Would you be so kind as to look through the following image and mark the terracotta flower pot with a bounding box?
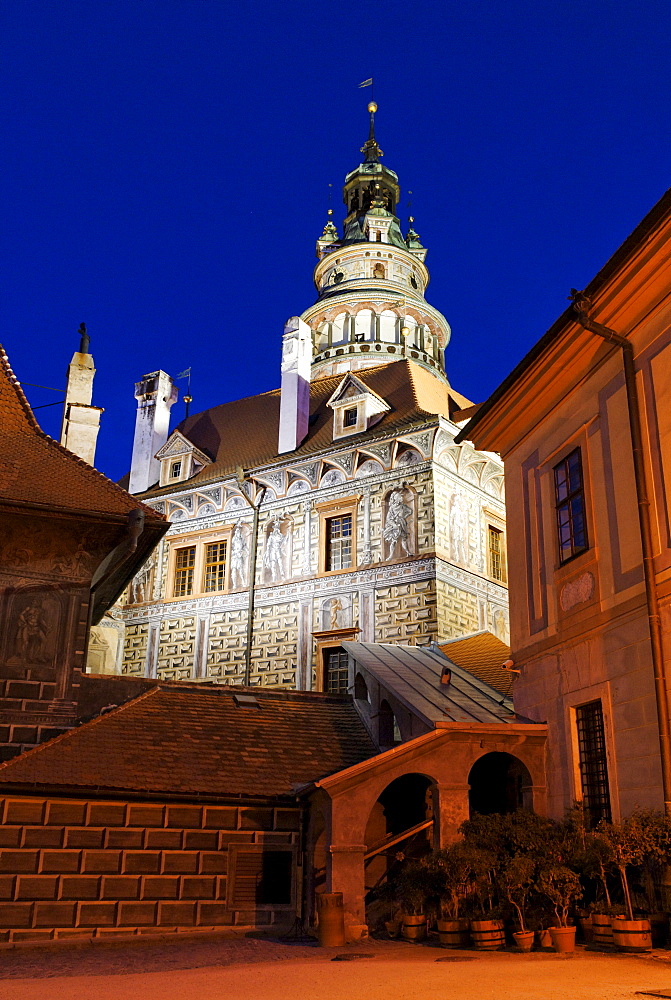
[512,929,534,952]
[536,928,552,949]
[591,913,614,948]
[402,914,426,941]
[437,918,470,948]
[549,925,576,953]
[610,916,652,953]
[470,919,505,950]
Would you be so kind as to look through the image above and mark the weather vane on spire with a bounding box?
[358,78,382,162]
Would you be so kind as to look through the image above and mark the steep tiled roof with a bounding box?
[141,359,471,496]
[439,631,513,697]
[0,685,378,799]
[342,641,515,725]
[0,346,162,521]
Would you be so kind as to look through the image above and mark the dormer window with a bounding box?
[327,372,391,442]
[155,430,212,487]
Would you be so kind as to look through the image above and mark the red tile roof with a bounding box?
[0,684,378,799]
[439,631,513,697]
[141,359,472,496]
[0,346,163,521]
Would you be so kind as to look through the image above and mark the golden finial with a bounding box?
[368,101,378,113]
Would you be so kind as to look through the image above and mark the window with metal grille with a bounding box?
[488,526,505,581]
[344,407,358,428]
[325,648,349,694]
[326,514,352,571]
[231,849,292,907]
[554,448,588,563]
[576,700,612,827]
[203,541,227,593]
[173,546,196,597]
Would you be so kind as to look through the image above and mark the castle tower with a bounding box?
[304,103,451,383]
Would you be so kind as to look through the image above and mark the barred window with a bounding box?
[325,648,349,694]
[576,700,612,827]
[326,514,353,571]
[554,448,588,563]
[488,526,505,582]
[203,541,227,593]
[173,546,196,597]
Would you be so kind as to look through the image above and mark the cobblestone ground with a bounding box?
[3,936,671,1000]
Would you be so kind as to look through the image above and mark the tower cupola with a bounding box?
[303,104,451,384]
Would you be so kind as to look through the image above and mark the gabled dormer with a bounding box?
[155,430,212,487]
[327,372,390,441]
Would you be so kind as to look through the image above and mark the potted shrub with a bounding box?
[497,855,535,951]
[538,864,582,953]
[464,846,505,950]
[598,817,653,952]
[426,843,473,948]
[393,861,432,941]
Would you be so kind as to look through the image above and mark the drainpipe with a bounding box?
[571,291,671,817]
[236,470,266,687]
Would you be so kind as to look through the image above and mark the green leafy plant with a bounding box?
[497,855,535,932]
[391,860,434,917]
[538,864,582,927]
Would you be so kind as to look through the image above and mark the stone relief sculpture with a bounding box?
[329,598,342,629]
[15,602,49,661]
[449,490,469,566]
[129,551,156,605]
[383,489,413,559]
[230,523,249,589]
[263,517,290,583]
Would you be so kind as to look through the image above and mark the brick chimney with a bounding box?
[278,317,312,454]
[129,370,178,494]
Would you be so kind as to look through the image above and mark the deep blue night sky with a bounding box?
[2,1,670,481]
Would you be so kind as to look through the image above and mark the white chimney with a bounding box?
[60,323,104,466]
[278,317,312,454]
[129,370,178,494]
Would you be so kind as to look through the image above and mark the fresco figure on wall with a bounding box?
[230,523,249,589]
[383,489,413,558]
[15,602,49,661]
[449,491,469,566]
[329,598,342,629]
[263,518,287,582]
[129,552,156,605]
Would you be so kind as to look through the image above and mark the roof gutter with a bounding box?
[570,291,671,818]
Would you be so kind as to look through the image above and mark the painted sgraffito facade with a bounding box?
[108,107,509,691]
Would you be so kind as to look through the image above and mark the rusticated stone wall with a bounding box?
[0,794,300,943]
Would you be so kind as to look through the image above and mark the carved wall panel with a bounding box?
[206,609,247,682]
[122,621,149,676]
[374,579,437,644]
[156,616,197,681]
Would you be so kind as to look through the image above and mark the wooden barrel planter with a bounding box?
[402,914,427,942]
[578,915,594,942]
[591,914,614,948]
[437,918,470,948]
[470,919,505,950]
[611,917,652,953]
[549,926,576,953]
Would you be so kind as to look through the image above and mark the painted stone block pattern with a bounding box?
[0,796,299,942]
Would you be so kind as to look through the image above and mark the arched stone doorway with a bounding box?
[364,773,435,896]
[468,752,533,816]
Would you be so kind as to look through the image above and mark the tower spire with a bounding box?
[360,101,383,163]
